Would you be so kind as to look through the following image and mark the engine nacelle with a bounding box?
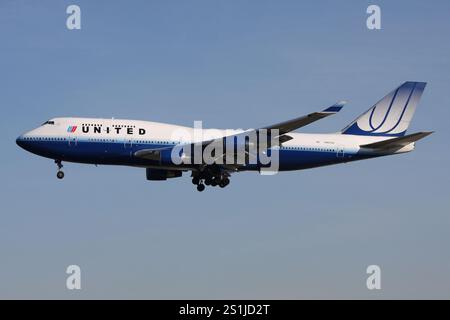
[146,168,182,181]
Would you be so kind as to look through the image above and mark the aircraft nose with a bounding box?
[16,134,30,150]
[16,135,24,148]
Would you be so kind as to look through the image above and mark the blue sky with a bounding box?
[1,0,449,299]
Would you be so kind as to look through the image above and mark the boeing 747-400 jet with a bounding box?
[17,81,432,191]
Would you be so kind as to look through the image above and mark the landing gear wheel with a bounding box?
[219,177,230,188]
[211,179,218,187]
[57,171,65,179]
[192,177,200,185]
[205,177,212,186]
[197,184,205,192]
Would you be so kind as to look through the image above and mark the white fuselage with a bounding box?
[16,117,414,172]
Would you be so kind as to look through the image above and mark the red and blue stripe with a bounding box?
[67,126,77,133]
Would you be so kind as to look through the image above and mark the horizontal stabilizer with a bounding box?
[360,131,433,149]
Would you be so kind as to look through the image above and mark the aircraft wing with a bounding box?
[134,101,346,164]
[262,100,346,135]
[196,100,347,145]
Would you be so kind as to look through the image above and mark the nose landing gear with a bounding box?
[55,160,64,179]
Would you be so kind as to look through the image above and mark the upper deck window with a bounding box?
[42,120,55,125]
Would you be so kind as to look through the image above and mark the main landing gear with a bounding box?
[55,160,64,179]
[191,171,230,192]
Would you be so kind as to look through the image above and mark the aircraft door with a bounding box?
[124,138,133,148]
[68,136,77,147]
[336,145,345,158]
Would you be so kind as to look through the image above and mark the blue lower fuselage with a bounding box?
[16,138,374,171]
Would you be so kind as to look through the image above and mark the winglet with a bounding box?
[323,100,347,113]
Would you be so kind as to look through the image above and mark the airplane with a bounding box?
[16,81,432,192]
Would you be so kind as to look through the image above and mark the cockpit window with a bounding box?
[42,120,55,125]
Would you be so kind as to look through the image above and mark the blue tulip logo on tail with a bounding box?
[67,126,77,133]
[342,81,426,137]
